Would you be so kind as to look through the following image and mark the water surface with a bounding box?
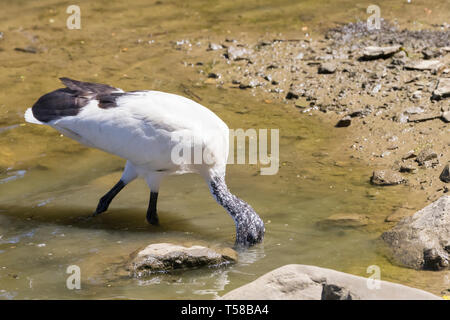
[0,0,448,299]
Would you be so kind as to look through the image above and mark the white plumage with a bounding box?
[25,78,264,246]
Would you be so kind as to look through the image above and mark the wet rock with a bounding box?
[226,46,251,61]
[348,108,371,118]
[127,243,237,277]
[371,170,406,185]
[318,214,369,228]
[207,72,220,79]
[432,78,450,100]
[382,196,450,270]
[221,264,441,300]
[318,62,337,74]
[416,148,438,165]
[335,116,351,127]
[440,163,450,183]
[238,80,259,89]
[285,91,299,100]
[360,45,401,60]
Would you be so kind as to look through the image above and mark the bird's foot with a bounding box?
[146,213,159,225]
[93,199,109,217]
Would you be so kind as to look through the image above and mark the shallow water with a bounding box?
[0,0,449,299]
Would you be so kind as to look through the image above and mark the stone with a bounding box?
[381,196,450,270]
[371,170,406,186]
[404,60,444,73]
[221,264,441,300]
[360,45,401,60]
[432,78,450,100]
[207,73,220,79]
[127,243,237,277]
[422,49,441,59]
[440,163,450,183]
[411,91,422,99]
[285,91,299,100]
[404,106,424,115]
[402,150,417,160]
[407,113,441,123]
[318,62,337,74]
[335,116,351,127]
[442,111,450,123]
[399,164,417,174]
[14,46,38,54]
[318,214,369,228]
[208,43,223,51]
[226,46,251,61]
[416,148,438,165]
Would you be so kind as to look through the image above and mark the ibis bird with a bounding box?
[25,78,265,246]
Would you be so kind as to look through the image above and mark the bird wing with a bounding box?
[49,90,229,171]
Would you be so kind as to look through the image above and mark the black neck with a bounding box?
[209,176,265,247]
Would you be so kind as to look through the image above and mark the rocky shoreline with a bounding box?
[177,20,449,219]
[168,20,450,298]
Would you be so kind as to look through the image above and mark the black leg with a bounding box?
[93,180,126,216]
[146,191,159,225]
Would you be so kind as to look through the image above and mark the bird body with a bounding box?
[25,78,264,246]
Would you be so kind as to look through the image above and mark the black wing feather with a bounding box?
[31,78,124,122]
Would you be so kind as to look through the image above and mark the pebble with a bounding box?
[318,62,337,74]
[440,163,450,183]
[335,116,351,127]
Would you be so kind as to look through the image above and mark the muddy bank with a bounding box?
[179,20,449,217]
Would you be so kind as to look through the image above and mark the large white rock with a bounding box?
[221,264,441,300]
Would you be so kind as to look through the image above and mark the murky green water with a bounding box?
[0,0,448,299]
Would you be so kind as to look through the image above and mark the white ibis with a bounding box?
[25,78,265,246]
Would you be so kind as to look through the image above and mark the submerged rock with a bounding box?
[221,264,440,300]
[127,243,237,277]
[335,116,351,127]
[371,170,406,185]
[318,214,369,228]
[385,208,415,222]
[382,196,450,270]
